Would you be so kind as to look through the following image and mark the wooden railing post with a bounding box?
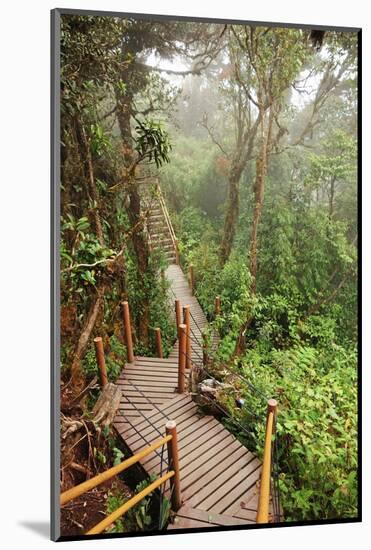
[183,305,191,370]
[165,420,181,511]
[189,264,195,296]
[175,238,180,265]
[178,323,186,393]
[154,327,163,358]
[94,336,108,387]
[202,331,208,366]
[256,398,278,524]
[122,301,134,363]
[175,299,181,337]
[215,296,221,316]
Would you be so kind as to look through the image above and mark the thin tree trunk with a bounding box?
[249,107,274,293]
[233,108,273,356]
[303,269,353,319]
[220,168,241,266]
[329,176,336,218]
[127,185,150,346]
[70,285,106,395]
[74,116,105,246]
[219,114,261,266]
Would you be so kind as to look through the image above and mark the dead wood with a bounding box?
[91,382,122,428]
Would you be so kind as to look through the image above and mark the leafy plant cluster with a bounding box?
[105,475,171,533]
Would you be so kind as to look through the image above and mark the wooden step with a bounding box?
[168,506,254,529]
[151,236,173,244]
[152,244,175,251]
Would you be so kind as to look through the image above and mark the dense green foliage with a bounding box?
[106,475,171,533]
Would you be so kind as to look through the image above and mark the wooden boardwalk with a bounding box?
[113,262,274,529]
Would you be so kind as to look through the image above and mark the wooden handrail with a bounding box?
[86,470,175,535]
[256,399,278,523]
[156,183,179,261]
[60,434,172,506]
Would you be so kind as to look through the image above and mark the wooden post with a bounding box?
[178,323,186,393]
[166,420,181,511]
[256,399,278,523]
[175,239,180,265]
[183,305,191,370]
[154,327,163,358]
[122,301,134,363]
[215,295,221,316]
[202,331,208,366]
[175,299,181,337]
[267,398,278,429]
[189,264,195,296]
[94,337,108,387]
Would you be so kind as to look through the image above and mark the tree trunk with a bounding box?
[233,108,273,356]
[219,168,241,266]
[329,176,336,218]
[249,107,273,293]
[74,116,105,246]
[249,154,266,292]
[127,185,150,345]
[303,268,354,320]
[115,87,151,346]
[219,113,261,266]
[70,285,105,395]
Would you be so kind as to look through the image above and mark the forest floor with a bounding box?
[60,478,131,536]
[60,372,134,536]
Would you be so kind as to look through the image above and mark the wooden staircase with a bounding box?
[142,182,178,265]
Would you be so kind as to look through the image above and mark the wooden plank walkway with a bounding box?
[113,263,274,530]
[166,264,219,363]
